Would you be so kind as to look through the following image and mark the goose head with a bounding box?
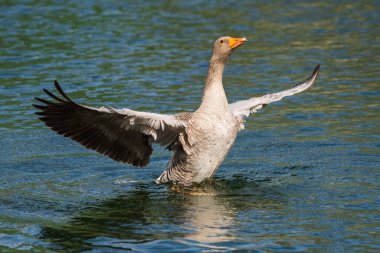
[212,36,247,60]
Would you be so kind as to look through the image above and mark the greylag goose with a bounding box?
[34,36,320,186]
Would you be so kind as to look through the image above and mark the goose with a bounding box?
[33,36,320,186]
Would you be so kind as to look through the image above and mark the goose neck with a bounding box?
[199,57,228,111]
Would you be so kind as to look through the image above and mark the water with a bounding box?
[1,1,379,252]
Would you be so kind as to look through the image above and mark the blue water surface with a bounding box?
[0,1,379,252]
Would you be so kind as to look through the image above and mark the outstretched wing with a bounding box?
[33,81,187,167]
[229,65,320,118]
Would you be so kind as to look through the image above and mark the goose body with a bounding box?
[34,36,320,186]
[157,102,241,184]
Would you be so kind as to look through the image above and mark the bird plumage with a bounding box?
[33,36,319,185]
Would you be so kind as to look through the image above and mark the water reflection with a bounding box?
[170,181,237,244]
[40,178,286,251]
[181,195,235,243]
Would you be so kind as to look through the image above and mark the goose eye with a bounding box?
[220,40,224,44]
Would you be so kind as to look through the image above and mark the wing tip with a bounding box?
[54,80,73,102]
[32,103,45,109]
[309,64,320,85]
[313,64,320,76]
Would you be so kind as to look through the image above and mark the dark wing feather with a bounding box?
[33,81,187,167]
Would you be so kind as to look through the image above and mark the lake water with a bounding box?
[1,1,379,252]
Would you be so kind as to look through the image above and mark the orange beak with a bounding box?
[229,37,248,49]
